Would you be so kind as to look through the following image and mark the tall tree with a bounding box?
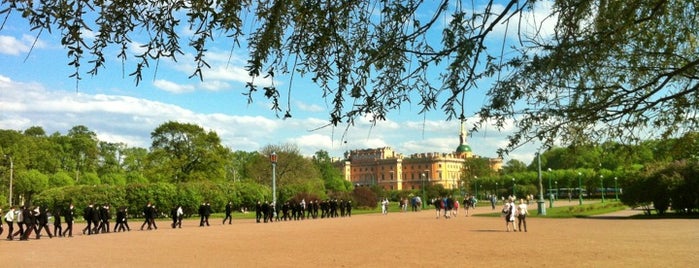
[247,144,323,201]
[97,141,127,176]
[313,150,351,192]
[67,125,100,182]
[147,121,229,182]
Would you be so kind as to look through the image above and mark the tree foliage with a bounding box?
[147,121,230,183]
[621,160,699,215]
[4,1,696,152]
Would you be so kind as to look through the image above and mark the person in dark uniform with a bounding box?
[20,206,36,240]
[114,206,126,232]
[255,201,262,223]
[150,205,158,230]
[36,206,53,239]
[198,202,207,226]
[140,202,153,231]
[170,205,183,228]
[261,201,270,223]
[63,204,74,237]
[122,208,131,231]
[203,203,211,226]
[91,203,102,234]
[98,204,111,233]
[82,203,95,235]
[223,202,233,225]
[346,200,352,217]
[53,208,62,237]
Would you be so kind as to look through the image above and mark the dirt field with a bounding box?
[2,207,697,267]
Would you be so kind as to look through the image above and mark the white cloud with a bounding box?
[295,101,325,113]
[200,80,231,91]
[0,75,538,164]
[153,79,196,93]
[0,35,30,55]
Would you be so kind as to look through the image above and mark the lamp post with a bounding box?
[495,182,499,199]
[474,176,478,200]
[421,173,426,209]
[614,177,619,201]
[536,151,546,215]
[511,178,516,198]
[555,181,558,200]
[547,168,553,208]
[5,155,13,206]
[270,152,277,205]
[578,172,583,205]
[600,175,605,203]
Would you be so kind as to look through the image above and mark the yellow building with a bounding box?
[337,120,502,191]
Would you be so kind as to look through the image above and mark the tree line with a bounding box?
[2,124,699,215]
[0,122,360,213]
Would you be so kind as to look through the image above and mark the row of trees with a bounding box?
[0,123,353,208]
[2,124,699,214]
[457,133,699,214]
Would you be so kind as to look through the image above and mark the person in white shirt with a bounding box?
[381,198,389,215]
[503,197,517,232]
[4,207,15,240]
[517,199,528,232]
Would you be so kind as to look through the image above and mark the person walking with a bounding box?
[503,197,517,232]
[36,206,53,239]
[433,198,442,219]
[53,208,62,237]
[140,202,154,231]
[170,206,179,228]
[150,205,159,230]
[175,205,183,228]
[20,206,37,240]
[64,204,74,237]
[82,203,95,235]
[12,206,25,239]
[4,206,15,240]
[517,199,528,232]
[114,206,128,232]
[381,198,389,215]
[223,202,233,225]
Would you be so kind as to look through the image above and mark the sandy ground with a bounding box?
[1,206,697,267]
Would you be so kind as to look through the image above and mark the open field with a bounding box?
[2,207,697,267]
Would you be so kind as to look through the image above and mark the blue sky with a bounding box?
[0,1,556,165]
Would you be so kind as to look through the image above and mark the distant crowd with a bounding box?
[254,199,352,223]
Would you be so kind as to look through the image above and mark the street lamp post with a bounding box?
[473,176,478,200]
[270,152,277,205]
[614,177,619,201]
[511,178,516,198]
[555,181,558,200]
[495,182,499,199]
[600,175,605,203]
[547,168,553,208]
[578,172,583,205]
[536,151,546,216]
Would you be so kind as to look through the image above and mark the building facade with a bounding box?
[336,120,502,191]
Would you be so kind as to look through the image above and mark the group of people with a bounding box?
[431,196,462,219]
[255,199,353,223]
[502,197,528,232]
[2,205,74,241]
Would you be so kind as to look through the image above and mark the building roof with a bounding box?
[455,144,472,153]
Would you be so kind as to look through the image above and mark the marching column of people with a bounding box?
[3,198,359,242]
